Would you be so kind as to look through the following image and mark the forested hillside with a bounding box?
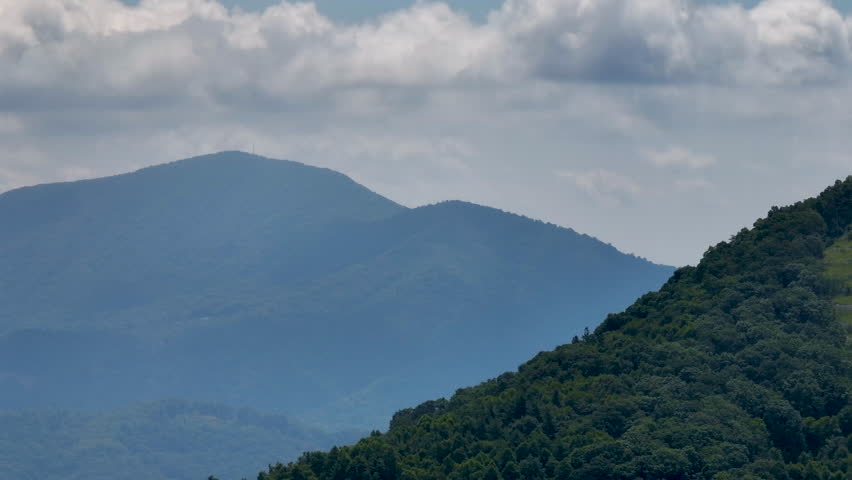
[0,151,673,429]
[250,178,852,480]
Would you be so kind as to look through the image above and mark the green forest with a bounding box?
[241,178,852,480]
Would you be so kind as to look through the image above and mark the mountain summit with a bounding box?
[0,151,673,429]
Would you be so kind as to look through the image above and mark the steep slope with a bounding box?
[252,178,852,480]
[0,152,673,429]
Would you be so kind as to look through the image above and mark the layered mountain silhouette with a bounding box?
[0,151,673,430]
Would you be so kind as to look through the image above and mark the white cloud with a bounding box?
[746,0,851,83]
[647,147,717,169]
[487,0,852,85]
[0,0,850,112]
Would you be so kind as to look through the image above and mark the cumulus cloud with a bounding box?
[746,0,851,83]
[490,0,696,82]
[0,0,498,109]
[0,0,850,112]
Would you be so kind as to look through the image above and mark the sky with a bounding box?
[1,0,852,267]
[124,0,852,22]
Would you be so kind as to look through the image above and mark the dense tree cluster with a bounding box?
[250,178,852,480]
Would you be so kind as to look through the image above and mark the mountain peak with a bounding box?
[152,150,308,170]
[133,151,370,191]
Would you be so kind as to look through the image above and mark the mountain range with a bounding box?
[0,151,674,479]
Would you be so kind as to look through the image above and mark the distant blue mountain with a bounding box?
[0,399,361,480]
[0,151,674,430]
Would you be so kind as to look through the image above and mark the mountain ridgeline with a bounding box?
[249,179,852,480]
[0,151,673,432]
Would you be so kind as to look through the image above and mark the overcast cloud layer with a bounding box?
[1,0,851,265]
